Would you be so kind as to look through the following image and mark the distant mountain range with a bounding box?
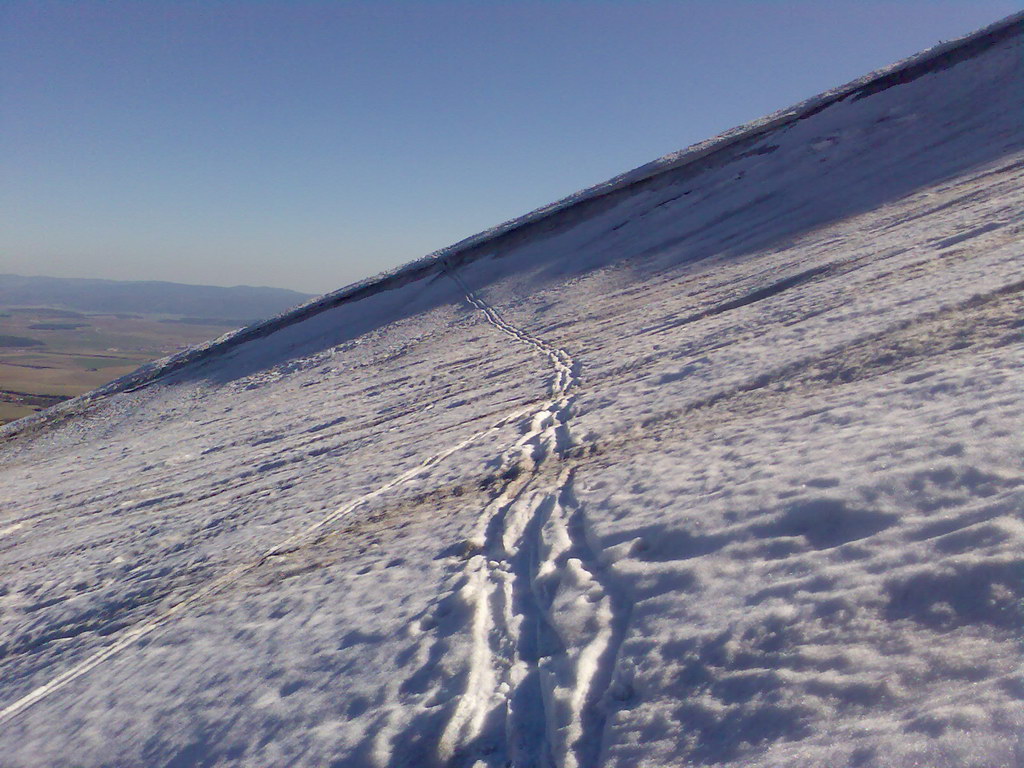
[0,274,314,325]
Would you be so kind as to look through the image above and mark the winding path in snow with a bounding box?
[439,267,631,768]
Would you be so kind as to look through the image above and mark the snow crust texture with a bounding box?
[1,19,1023,768]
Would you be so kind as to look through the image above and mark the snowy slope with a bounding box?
[1,14,1022,768]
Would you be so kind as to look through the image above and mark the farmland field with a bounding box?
[0,308,239,425]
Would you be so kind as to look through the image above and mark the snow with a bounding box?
[0,16,1022,768]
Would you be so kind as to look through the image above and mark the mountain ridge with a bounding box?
[0,273,312,323]
[5,9,1018,437]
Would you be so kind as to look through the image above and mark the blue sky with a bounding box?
[2,1,1018,294]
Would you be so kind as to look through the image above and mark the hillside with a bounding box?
[0,13,1022,768]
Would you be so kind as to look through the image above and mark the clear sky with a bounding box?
[2,1,1018,294]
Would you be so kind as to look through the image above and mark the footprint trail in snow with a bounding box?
[437,267,630,768]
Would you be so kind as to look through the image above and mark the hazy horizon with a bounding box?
[0,270,314,295]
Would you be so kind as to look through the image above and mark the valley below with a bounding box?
[0,307,240,425]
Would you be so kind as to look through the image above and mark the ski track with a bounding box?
[438,267,630,768]
[0,392,539,729]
